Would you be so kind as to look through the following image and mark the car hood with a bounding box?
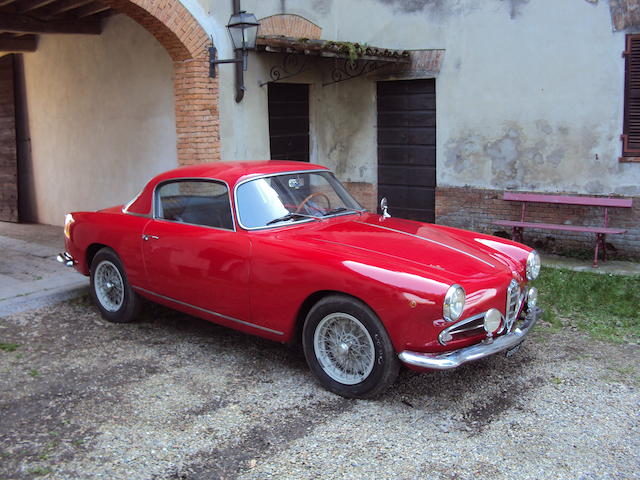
[285,213,527,282]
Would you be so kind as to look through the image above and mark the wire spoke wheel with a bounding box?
[313,312,375,385]
[94,260,125,312]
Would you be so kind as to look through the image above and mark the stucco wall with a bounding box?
[21,14,178,225]
[206,0,638,198]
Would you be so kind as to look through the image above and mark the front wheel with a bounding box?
[302,295,399,398]
[90,247,140,323]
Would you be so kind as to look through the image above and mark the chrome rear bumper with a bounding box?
[56,252,74,267]
[398,307,541,370]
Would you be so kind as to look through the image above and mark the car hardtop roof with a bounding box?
[123,161,329,216]
[152,160,329,186]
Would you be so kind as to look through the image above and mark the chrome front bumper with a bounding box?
[57,252,74,267]
[398,307,541,370]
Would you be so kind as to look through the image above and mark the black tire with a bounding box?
[302,295,400,399]
[89,247,140,323]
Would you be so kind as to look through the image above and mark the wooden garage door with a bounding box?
[377,79,436,222]
[268,83,309,162]
[0,55,18,223]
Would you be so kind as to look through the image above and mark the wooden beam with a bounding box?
[0,12,101,33]
[16,0,55,13]
[0,33,36,50]
[42,0,94,16]
[73,2,108,18]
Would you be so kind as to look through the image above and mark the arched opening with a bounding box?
[0,0,219,224]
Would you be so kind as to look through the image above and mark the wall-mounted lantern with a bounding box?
[209,10,260,103]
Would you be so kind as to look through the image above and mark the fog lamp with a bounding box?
[484,308,502,334]
[527,287,538,309]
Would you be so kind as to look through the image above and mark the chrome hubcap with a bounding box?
[94,260,124,312]
[313,313,375,385]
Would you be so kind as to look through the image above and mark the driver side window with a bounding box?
[155,180,234,230]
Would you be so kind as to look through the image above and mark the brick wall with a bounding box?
[106,0,220,165]
[0,55,17,222]
[257,14,322,39]
[436,186,640,259]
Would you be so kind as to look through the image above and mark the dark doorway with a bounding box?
[377,79,436,222]
[268,83,309,162]
[0,54,18,222]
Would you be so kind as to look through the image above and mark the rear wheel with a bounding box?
[302,295,399,398]
[90,248,139,323]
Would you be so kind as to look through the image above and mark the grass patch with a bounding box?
[0,342,19,352]
[533,267,640,344]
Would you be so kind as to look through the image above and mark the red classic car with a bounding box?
[59,161,541,398]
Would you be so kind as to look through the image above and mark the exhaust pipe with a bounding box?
[56,252,74,267]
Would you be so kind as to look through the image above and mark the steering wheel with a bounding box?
[296,192,331,213]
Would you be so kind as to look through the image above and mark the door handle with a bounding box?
[142,234,160,241]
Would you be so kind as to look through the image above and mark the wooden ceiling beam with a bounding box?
[16,0,55,13]
[42,0,94,16]
[73,2,108,18]
[0,12,101,33]
[0,32,36,50]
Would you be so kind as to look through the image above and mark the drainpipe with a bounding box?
[232,0,244,103]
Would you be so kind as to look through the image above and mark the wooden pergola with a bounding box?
[0,0,116,52]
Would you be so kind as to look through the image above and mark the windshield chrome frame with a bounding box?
[234,169,365,231]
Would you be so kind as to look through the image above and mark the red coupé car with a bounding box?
[59,161,541,398]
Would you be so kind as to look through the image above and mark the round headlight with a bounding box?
[484,308,502,334]
[443,285,465,322]
[526,250,541,281]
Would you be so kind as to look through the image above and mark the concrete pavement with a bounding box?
[0,222,88,317]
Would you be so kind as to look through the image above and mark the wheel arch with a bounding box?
[86,243,111,272]
[290,290,381,347]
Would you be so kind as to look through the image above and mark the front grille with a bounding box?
[438,313,485,345]
[505,279,524,332]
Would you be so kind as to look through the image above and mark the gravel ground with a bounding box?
[0,296,638,480]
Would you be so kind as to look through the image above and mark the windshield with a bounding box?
[236,171,363,229]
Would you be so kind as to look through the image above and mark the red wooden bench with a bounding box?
[493,192,633,267]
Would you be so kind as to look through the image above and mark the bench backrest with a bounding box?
[503,192,633,208]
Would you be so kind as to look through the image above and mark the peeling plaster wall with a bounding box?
[205,0,636,197]
[21,14,178,225]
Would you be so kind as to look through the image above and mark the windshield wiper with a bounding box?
[266,212,317,226]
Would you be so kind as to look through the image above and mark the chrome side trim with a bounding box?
[356,222,496,268]
[132,286,284,336]
[400,307,540,370]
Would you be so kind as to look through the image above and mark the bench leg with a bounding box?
[511,227,523,243]
[593,233,606,268]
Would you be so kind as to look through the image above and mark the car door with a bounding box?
[141,179,250,322]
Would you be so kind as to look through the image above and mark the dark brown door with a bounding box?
[377,79,436,222]
[0,55,18,222]
[268,83,309,162]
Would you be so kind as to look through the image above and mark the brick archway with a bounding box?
[106,0,219,165]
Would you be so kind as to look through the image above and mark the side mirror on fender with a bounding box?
[380,197,391,219]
